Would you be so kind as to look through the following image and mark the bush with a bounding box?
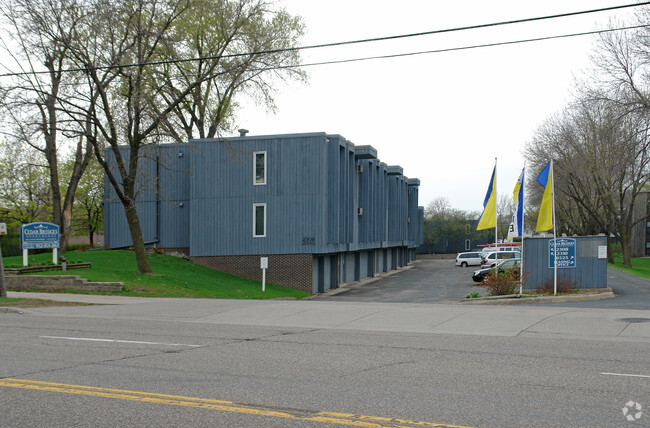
[0,234,22,257]
[484,269,519,296]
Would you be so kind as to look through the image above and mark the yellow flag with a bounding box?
[535,161,553,232]
[477,166,496,230]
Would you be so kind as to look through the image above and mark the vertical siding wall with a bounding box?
[523,235,608,289]
[104,144,190,249]
[104,133,424,293]
[189,134,329,256]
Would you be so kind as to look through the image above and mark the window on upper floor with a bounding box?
[254,151,266,185]
[253,203,266,237]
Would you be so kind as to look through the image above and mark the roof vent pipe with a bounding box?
[238,128,249,137]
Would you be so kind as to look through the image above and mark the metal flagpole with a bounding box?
[494,157,498,251]
[520,162,526,295]
[551,159,557,295]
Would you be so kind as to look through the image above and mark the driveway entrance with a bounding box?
[321,259,485,303]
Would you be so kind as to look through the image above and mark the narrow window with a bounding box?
[465,239,471,251]
[254,151,266,185]
[253,203,266,237]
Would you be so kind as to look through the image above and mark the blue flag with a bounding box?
[512,167,524,237]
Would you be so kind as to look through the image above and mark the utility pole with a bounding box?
[0,222,7,297]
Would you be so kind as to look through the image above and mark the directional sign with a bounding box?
[549,238,576,269]
[21,222,60,249]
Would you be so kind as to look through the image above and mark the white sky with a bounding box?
[236,0,639,212]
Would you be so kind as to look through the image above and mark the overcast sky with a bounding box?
[236,0,640,213]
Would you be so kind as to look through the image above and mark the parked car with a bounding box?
[455,252,482,267]
[472,259,521,282]
[480,250,521,268]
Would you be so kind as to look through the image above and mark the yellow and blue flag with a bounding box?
[512,167,524,237]
[535,161,553,232]
[477,166,496,230]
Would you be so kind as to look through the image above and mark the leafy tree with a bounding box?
[67,156,104,247]
[0,142,51,228]
[423,197,489,253]
[160,0,305,140]
[53,0,304,274]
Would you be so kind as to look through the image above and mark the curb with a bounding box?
[459,291,616,305]
[0,307,27,314]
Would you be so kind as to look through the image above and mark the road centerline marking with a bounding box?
[0,379,470,428]
[601,372,650,379]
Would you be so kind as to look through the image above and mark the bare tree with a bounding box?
[526,96,650,266]
[0,0,93,251]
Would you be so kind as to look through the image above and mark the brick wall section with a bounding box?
[191,254,313,294]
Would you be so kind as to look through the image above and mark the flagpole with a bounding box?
[520,162,526,295]
[494,157,498,251]
[551,159,557,295]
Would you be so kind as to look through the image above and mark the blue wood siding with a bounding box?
[523,236,607,289]
[104,133,422,257]
[103,144,190,249]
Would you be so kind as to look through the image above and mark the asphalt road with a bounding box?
[1,306,649,427]
[2,259,650,426]
[322,259,650,310]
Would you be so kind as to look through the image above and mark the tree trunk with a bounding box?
[124,200,152,274]
[621,232,633,268]
[606,235,615,264]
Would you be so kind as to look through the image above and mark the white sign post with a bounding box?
[260,257,268,292]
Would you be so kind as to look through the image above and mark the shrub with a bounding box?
[0,234,22,257]
[484,269,519,296]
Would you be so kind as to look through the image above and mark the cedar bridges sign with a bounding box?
[21,222,60,249]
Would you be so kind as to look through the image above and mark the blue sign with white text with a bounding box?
[549,238,576,268]
[21,222,60,249]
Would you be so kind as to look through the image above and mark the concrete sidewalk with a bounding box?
[5,291,650,343]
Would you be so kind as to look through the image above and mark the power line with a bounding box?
[4,23,646,88]
[285,24,650,71]
[0,1,647,77]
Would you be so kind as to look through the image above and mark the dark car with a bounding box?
[472,259,521,282]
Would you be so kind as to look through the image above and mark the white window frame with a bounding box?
[254,151,267,185]
[465,239,471,251]
[253,203,266,237]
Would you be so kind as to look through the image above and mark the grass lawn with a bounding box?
[607,254,650,280]
[1,250,311,300]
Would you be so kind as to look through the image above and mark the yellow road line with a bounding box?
[0,378,471,428]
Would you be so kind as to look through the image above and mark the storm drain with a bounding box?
[616,318,650,323]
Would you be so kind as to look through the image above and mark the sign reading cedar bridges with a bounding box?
[549,238,576,268]
[21,222,60,249]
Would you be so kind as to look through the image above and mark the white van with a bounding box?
[480,246,520,255]
[480,251,521,268]
[455,252,482,267]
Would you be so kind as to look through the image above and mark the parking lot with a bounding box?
[322,258,488,303]
[322,257,650,309]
